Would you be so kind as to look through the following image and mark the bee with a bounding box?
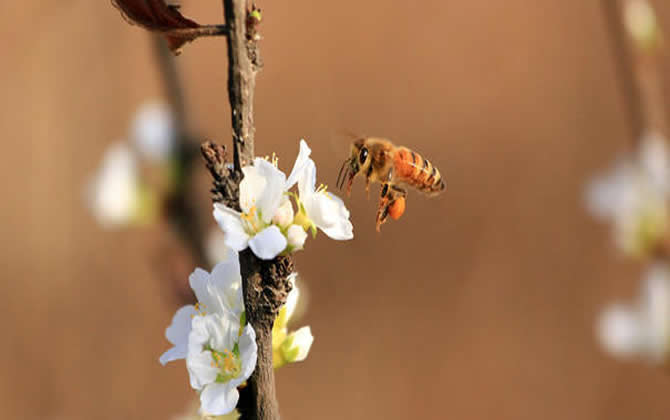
[336,137,446,231]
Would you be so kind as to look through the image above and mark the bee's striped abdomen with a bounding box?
[393,147,445,195]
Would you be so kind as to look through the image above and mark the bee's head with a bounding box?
[337,138,370,194]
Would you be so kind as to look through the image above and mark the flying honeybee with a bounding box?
[336,137,446,231]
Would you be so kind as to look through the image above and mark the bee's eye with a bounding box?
[359,147,368,164]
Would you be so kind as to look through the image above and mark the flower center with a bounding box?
[211,348,242,382]
[240,205,263,233]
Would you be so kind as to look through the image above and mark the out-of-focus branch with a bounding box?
[152,35,207,303]
[601,0,645,143]
[603,0,667,144]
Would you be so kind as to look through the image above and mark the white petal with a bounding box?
[206,228,230,266]
[291,326,314,362]
[209,250,243,317]
[240,165,267,214]
[639,132,670,194]
[189,269,219,313]
[285,274,300,321]
[186,349,218,390]
[298,159,317,199]
[597,304,642,358]
[286,139,313,189]
[200,382,239,416]
[640,265,670,361]
[159,305,197,365]
[251,158,287,223]
[208,313,242,354]
[213,204,250,251]
[131,102,175,162]
[306,192,353,240]
[248,226,288,260]
[237,324,258,383]
[87,142,139,227]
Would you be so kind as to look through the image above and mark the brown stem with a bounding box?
[218,1,284,419]
[223,0,260,172]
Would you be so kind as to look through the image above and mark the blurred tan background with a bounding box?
[2,1,670,419]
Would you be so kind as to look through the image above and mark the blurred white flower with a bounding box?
[624,0,660,49]
[160,253,256,416]
[87,142,141,228]
[586,132,670,256]
[213,139,353,260]
[131,102,176,163]
[597,264,670,363]
[206,228,231,267]
[272,274,314,368]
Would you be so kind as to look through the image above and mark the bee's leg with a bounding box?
[376,183,405,232]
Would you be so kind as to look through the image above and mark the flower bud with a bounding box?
[272,199,294,228]
[280,326,313,363]
[286,224,307,250]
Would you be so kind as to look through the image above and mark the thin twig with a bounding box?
[164,24,228,39]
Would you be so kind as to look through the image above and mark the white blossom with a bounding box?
[206,228,230,267]
[586,132,670,256]
[131,102,176,162]
[160,252,256,416]
[213,139,353,260]
[597,264,670,363]
[87,142,141,228]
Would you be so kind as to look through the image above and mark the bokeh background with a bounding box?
[3,1,670,419]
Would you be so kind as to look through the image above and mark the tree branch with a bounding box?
[217,2,285,419]
[152,35,207,303]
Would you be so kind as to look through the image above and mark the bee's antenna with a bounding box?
[336,158,350,190]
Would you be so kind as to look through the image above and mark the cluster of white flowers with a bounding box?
[272,275,314,368]
[598,264,670,363]
[160,248,257,416]
[214,140,353,260]
[586,132,670,257]
[86,102,175,228]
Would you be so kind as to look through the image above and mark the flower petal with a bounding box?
[248,226,288,260]
[285,274,300,321]
[237,324,258,383]
[306,192,353,240]
[290,326,314,362]
[209,249,243,318]
[189,269,219,313]
[286,139,312,189]
[298,159,317,199]
[213,203,250,251]
[159,305,197,365]
[597,304,642,358]
[200,382,239,416]
[251,158,287,223]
